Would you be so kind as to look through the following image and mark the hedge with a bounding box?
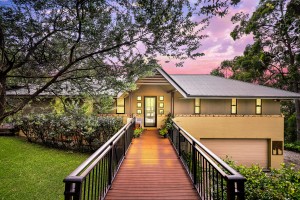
[284,142,300,153]
[227,160,300,200]
[13,113,123,152]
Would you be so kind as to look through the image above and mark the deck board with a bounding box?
[105,130,199,200]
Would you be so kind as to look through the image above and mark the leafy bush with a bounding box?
[159,127,168,136]
[284,113,297,142]
[133,127,143,138]
[159,112,173,137]
[227,160,300,200]
[13,112,123,152]
[285,142,300,153]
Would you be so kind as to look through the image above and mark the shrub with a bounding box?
[13,112,123,152]
[227,160,300,200]
[284,142,300,153]
[133,127,143,138]
[159,127,168,136]
[284,113,297,142]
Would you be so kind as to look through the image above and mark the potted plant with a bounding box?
[133,127,143,138]
[159,113,173,138]
[159,127,168,138]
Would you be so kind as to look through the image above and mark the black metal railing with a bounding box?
[169,120,246,200]
[64,118,135,200]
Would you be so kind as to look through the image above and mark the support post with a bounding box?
[108,143,114,185]
[178,128,181,157]
[64,176,83,200]
[226,179,235,200]
[192,141,197,185]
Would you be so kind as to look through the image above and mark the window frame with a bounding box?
[116,98,125,114]
[256,99,262,115]
[194,98,201,114]
[231,98,237,114]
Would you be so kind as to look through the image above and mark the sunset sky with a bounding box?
[162,1,259,74]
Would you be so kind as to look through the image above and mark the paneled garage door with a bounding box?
[200,139,269,168]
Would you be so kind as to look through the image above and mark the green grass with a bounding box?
[0,137,90,200]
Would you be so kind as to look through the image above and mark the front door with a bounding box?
[144,97,157,127]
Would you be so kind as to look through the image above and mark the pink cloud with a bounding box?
[162,1,258,74]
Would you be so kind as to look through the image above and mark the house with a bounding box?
[116,68,300,169]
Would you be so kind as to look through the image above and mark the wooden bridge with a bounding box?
[64,118,246,200]
[105,130,199,200]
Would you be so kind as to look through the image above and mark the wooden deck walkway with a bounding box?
[105,130,199,200]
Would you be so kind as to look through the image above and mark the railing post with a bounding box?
[64,176,83,200]
[192,141,197,185]
[108,143,114,185]
[178,128,181,157]
[226,178,235,200]
[237,180,245,200]
[226,176,246,200]
[124,130,127,157]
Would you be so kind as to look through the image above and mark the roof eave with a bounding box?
[185,94,300,99]
[156,68,188,98]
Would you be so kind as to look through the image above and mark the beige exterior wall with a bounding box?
[172,97,282,116]
[262,99,281,115]
[173,116,284,168]
[201,99,231,115]
[174,92,193,114]
[237,99,255,115]
[124,85,172,128]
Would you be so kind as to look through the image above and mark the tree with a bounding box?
[211,0,300,140]
[0,0,240,122]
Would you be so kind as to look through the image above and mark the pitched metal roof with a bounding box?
[157,68,300,99]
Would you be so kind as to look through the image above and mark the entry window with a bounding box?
[195,98,200,114]
[116,98,125,114]
[256,99,262,114]
[231,98,237,114]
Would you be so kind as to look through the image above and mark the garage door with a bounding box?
[200,139,269,168]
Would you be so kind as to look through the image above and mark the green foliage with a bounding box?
[0,0,241,121]
[159,113,173,137]
[133,127,143,138]
[285,113,297,142]
[159,127,168,136]
[13,112,123,152]
[285,142,300,153]
[227,161,300,200]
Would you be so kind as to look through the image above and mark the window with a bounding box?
[116,98,125,114]
[159,109,164,114]
[137,96,142,101]
[195,98,200,114]
[159,102,164,108]
[272,141,283,155]
[137,109,142,114]
[159,96,164,101]
[256,99,262,114]
[137,102,142,108]
[231,98,237,114]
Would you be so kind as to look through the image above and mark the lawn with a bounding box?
[0,137,90,200]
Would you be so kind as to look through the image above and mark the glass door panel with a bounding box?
[144,97,156,127]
